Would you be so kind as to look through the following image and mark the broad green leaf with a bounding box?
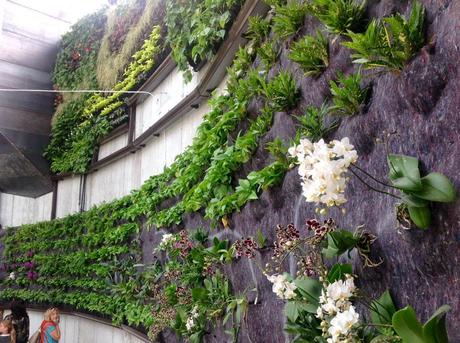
[322,230,358,259]
[402,194,428,207]
[388,154,422,191]
[370,290,397,332]
[327,263,352,283]
[411,173,456,203]
[392,306,424,343]
[407,205,431,229]
[191,287,207,301]
[293,277,322,312]
[422,305,450,343]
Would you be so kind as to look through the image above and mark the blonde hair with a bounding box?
[43,308,60,321]
[0,319,16,343]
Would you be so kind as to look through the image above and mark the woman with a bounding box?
[3,302,28,343]
[39,308,60,343]
[0,319,16,343]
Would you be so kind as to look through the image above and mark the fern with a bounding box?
[343,1,425,71]
[329,71,369,116]
[273,2,309,39]
[257,39,279,70]
[263,71,300,111]
[245,15,271,44]
[296,103,335,141]
[288,31,329,76]
[309,0,367,35]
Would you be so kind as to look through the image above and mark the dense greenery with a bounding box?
[343,1,425,71]
[97,0,168,89]
[2,0,441,341]
[309,0,367,35]
[0,200,152,327]
[46,26,163,173]
[52,9,106,92]
[329,71,369,116]
[288,31,329,76]
[165,0,244,81]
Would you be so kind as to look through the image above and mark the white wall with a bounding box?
[0,192,52,227]
[25,309,148,343]
[98,132,129,160]
[85,103,207,209]
[134,64,209,139]
[55,176,81,219]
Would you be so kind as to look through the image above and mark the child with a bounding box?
[0,320,16,343]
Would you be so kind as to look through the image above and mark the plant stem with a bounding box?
[350,163,399,189]
[349,168,401,200]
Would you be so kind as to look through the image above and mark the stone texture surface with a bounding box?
[143,0,460,341]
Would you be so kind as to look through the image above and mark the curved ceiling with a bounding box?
[0,0,106,197]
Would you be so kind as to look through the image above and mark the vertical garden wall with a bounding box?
[1,0,459,342]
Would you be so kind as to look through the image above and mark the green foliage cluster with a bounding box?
[329,71,369,116]
[295,103,334,141]
[52,9,106,92]
[289,31,329,76]
[0,201,153,327]
[97,0,167,89]
[309,0,367,35]
[149,231,248,342]
[46,26,163,173]
[343,1,425,71]
[387,154,456,229]
[272,1,309,39]
[165,0,244,81]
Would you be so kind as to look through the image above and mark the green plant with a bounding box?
[166,0,243,81]
[245,15,271,44]
[295,103,335,141]
[47,25,163,173]
[309,0,367,35]
[263,71,300,111]
[272,2,309,39]
[343,1,425,71]
[329,71,369,116]
[387,154,456,229]
[96,0,167,89]
[289,31,329,76]
[148,231,247,342]
[370,291,450,343]
[257,39,279,70]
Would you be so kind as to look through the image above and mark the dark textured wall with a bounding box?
[143,0,460,341]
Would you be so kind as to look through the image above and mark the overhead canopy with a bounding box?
[0,0,105,197]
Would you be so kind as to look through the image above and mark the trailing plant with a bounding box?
[165,0,244,81]
[343,1,425,71]
[309,0,367,35]
[289,31,329,76]
[272,1,309,39]
[329,71,369,116]
[97,0,168,89]
[47,25,163,173]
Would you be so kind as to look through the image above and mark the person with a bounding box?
[0,319,16,343]
[39,308,60,343]
[3,302,29,343]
